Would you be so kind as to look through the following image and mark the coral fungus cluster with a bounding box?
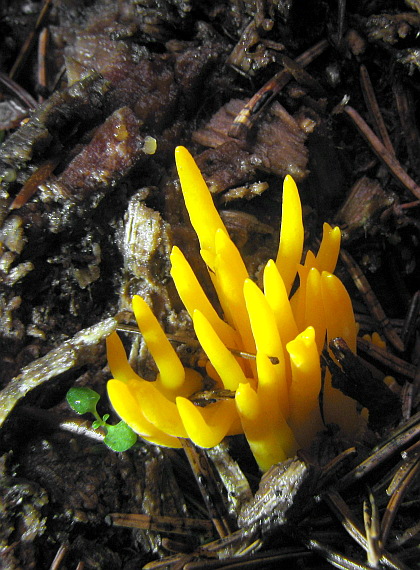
[106,146,361,471]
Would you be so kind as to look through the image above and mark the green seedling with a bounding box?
[66,387,137,452]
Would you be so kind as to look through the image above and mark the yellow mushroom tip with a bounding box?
[175,145,187,156]
[175,146,188,168]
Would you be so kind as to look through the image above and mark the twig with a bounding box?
[9,158,59,210]
[9,0,53,80]
[0,71,38,109]
[229,39,328,139]
[37,27,49,102]
[337,0,346,46]
[340,249,404,352]
[381,456,420,548]
[108,512,214,536]
[116,325,279,364]
[357,338,416,381]
[392,80,420,180]
[49,543,69,570]
[180,439,234,538]
[363,489,382,568]
[360,65,395,155]
[336,411,420,491]
[343,106,420,201]
[324,490,407,570]
[400,290,420,349]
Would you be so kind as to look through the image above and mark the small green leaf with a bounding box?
[102,413,110,423]
[92,420,102,430]
[67,387,100,415]
[104,421,137,452]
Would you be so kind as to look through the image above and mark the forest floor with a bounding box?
[0,1,419,568]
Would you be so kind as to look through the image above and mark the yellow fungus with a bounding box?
[320,272,360,434]
[107,379,182,448]
[170,245,239,348]
[106,330,142,383]
[106,146,363,471]
[243,278,289,417]
[363,331,387,349]
[315,223,341,273]
[304,268,326,353]
[263,259,298,345]
[321,272,357,352]
[132,295,185,392]
[286,327,323,447]
[176,397,237,448]
[174,145,227,253]
[275,174,304,295]
[192,309,247,391]
[213,229,254,355]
